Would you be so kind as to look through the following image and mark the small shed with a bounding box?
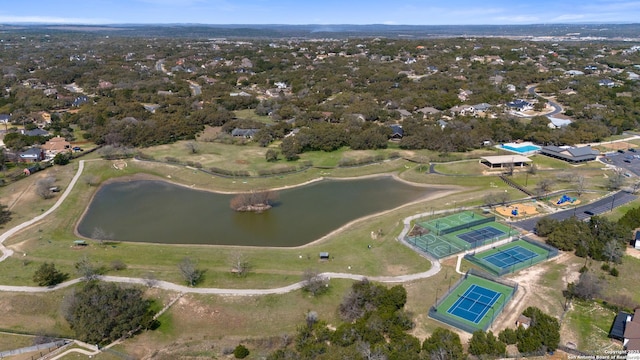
[516,314,531,329]
[319,252,330,260]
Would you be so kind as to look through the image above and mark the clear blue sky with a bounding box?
[1,0,639,25]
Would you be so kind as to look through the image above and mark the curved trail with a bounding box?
[0,159,444,297]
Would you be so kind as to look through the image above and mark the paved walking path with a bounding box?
[0,159,444,297]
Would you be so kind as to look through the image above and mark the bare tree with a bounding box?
[179,257,203,286]
[91,227,114,245]
[535,179,554,196]
[302,269,329,296]
[230,252,251,277]
[185,141,199,154]
[608,169,626,190]
[75,256,99,281]
[575,175,587,196]
[568,271,602,300]
[35,176,57,199]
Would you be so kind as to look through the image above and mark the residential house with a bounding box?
[397,109,412,119]
[547,116,573,129]
[539,145,599,163]
[458,89,473,102]
[449,105,474,116]
[0,114,10,124]
[599,79,616,87]
[18,147,45,163]
[507,100,533,112]
[565,70,585,76]
[416,107,441,117]
[437,119,449,129]
[231,128,260,138]
[389,125,404,139]
[142,103,161,113]
[471,103,492,113]
[42,136,71,156]
[20,128,49,137]
[72,96,89,107]
[609,309,640,352]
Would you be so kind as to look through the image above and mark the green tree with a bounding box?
[234,344,250,359]
[468,330,505,356]
[265,148,279,162]
[62,282,156,344]
[422,327,465,360]
[53,152,71,165]
[32,262,67,286]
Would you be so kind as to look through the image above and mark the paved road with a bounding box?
[187,80,202,96]
[0,160,85,262]
[513,190,637,232]
[528,85,562,116]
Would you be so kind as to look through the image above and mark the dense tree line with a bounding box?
[536,215,629,263]
[268,280,560,359]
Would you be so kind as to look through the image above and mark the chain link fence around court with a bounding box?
[429,269,518,333]
[464,237,559,276]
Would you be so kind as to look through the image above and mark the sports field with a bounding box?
[430,272,517,333]
[464,238,557,276]
[406,211,518,259]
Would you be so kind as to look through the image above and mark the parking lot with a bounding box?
[601,149,640,177]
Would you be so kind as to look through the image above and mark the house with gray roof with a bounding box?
[539,145,599,163]
[231,128,260,138]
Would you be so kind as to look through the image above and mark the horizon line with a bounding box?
[1,22,640,27]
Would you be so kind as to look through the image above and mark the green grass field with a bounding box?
[431,273,516,333]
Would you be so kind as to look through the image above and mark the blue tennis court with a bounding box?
[457,226,505,244]
[447,284,502,324]
[482,246,537,269]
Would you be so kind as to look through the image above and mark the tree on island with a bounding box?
[230,190,278,212]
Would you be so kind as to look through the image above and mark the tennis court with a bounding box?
[447,284,502,324]
[457,226,505,244]
[407,211,517,259]
[430,270,517,333]
[483,246,537,269]
[419,211,486,234]
[464,238,559,276]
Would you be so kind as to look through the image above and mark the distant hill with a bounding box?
[1,23,640,39]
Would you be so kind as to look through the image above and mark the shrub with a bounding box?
[601,263,610,271]
[234,344,250,359]
[610,267,619,277]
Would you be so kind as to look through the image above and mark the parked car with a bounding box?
[630,148,637,153]
[584,210,595,216]
[618,149,625,153]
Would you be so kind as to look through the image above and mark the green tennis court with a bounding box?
[430,271,517,333]
[464,238,558,276]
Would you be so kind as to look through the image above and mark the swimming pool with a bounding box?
[501,144,541,153]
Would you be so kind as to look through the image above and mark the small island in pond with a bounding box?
[230,190,278,212]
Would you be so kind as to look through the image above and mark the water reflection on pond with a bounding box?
[77,176,437,247]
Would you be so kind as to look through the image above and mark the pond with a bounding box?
[77,176,437,247]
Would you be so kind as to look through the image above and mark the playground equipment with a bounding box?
[557,194,576,205]
[511,209,519,216]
